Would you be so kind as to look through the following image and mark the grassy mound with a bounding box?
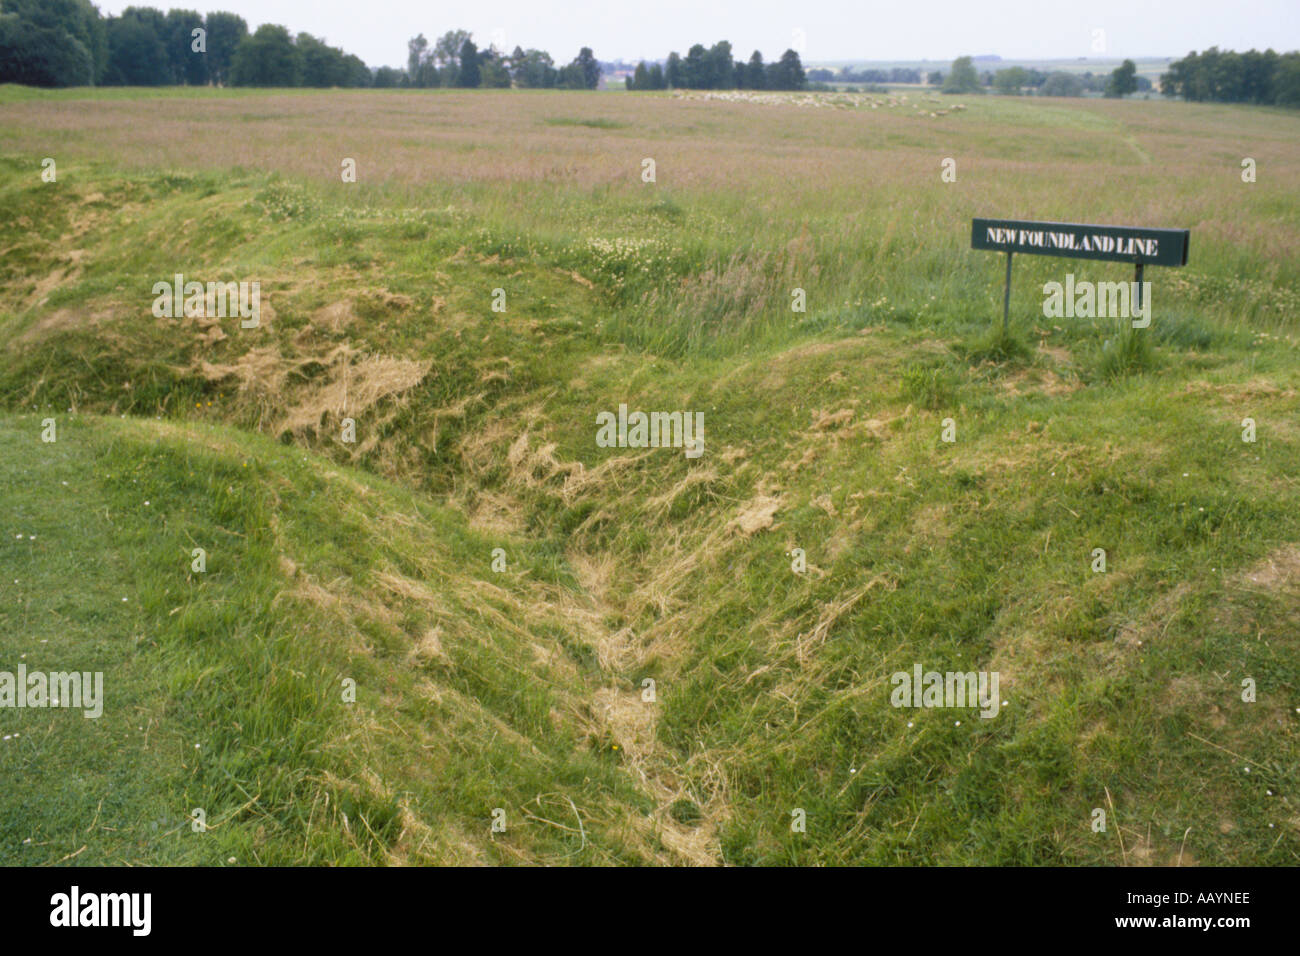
[2,88,1298,864]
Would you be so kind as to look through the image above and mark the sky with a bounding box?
[97,0,1300,69]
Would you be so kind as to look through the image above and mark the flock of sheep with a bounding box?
[670,89,968,117]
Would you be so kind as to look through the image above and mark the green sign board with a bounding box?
[971,218,1190,329]
[971,218,1189,267]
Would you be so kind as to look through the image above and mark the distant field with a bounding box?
[812,57,1174,82]
[1,86,1297,865]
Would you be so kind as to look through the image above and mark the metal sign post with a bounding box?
[1002,250,1012,333]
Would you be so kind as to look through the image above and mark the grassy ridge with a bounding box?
[1,413,657,864]
[1,88,1298,864]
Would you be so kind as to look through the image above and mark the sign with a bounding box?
[971,218,1190,329]
[972,218,1189,267]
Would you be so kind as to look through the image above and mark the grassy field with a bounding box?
[1,85,1298,865]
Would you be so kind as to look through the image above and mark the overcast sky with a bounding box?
[98,0,1300,68]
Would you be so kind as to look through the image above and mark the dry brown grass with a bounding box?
[7,90,1298,268]
[196,343,430,444]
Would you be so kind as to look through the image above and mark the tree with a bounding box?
[1,0,106,83]
[0,1,379,89]
[943,56,981,93]
[1276,52,1300,107]
[647,62,665,90]
[165,9,205,84]
[205,11,247,86]
[297,33,351,87]
[433,30,468,66]
[993,66,1028,95]
[556,61,582,89]
[411,52,439,88]
[665,51,682,88]
[1105,58,1137,98]
[744,50,765,89]
[373,65,402,88]
[513,48,555,88]
[574,46,599,89]
[119,7,167,48]
[479,47,510,87]
[766,48,805,91]
[1159,47,1300,107]
[706,40,734,89]
[344,53,369,87]
[404,32,444,87]
[0,12,94,86]
[103,11,170,86]
[407,33,426,78]
[229,23,299,86]
[1210,49,1245,101]
[456,38,479,87]
[1240,49,1278,104]
[1041,71,1084,97]
[682,43,706,88]
[927,70,943,86]
[630,61,648,90]
[506,44,525,84]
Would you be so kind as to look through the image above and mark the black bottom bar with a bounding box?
[0,864,1281,943]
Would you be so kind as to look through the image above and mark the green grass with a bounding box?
[1,88,1298,865]
[1,413,652,864]
[543,117,629,129]
[0,83,298,105]
[0,415,191,864]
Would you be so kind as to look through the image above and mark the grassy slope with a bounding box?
[1,413,654,864]
[0,87,1297,865]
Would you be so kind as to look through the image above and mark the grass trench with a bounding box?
[0,86,1297,865]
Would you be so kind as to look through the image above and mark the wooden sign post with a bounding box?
[971,218,1190,331]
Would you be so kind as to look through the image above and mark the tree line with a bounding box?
[625,42,807,91]
[402,31,599,89]
[1160,47,1300,107]
[932,56,1151,98]
[0,0,369,87]
[808,66,923,85]
[0,0,601,89]
[771,56,1155,99]
[5,5,1297,106]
